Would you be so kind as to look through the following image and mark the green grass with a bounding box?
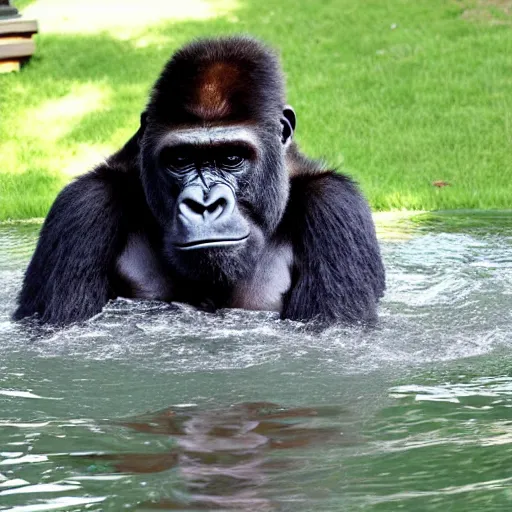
[1,0,511,220]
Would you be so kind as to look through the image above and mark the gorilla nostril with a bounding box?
[182,198,206,216]
[207,198,227,214]
[178,184,235,224]
[206,198,227,221]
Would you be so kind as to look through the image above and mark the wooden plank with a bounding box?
[0,59,20,73]
[0,36,32,44]
[0,18,38,36]
[0,39,35,59]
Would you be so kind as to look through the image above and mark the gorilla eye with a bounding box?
[169,155,193,169]
[218,155,244,169]
[160,146,195,171]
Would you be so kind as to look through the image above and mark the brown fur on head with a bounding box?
[145,36,286,127]
[192,61,241,120]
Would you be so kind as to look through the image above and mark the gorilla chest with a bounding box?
[230,243,294,312]
[116,235,293,313]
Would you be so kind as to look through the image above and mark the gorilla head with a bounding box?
[139,37,296,285]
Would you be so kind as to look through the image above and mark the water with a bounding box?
[0,211,511,511]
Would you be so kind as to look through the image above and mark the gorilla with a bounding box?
[13,36,385,326]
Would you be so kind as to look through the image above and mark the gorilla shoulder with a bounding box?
[281,147,385,324]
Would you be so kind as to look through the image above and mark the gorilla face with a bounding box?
[140,121,290,284]
[160,127,257,250]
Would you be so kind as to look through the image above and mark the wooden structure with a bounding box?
[0,1,38,73]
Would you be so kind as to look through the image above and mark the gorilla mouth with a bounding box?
[174,234,250,250]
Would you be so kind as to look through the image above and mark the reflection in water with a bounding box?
[84,403,342,510]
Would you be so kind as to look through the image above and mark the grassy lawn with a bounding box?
[1,0,511,220]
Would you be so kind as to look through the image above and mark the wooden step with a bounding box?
[0,18,38,36]
[0,17,38,72]
[0,36,35,59]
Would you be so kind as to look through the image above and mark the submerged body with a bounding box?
[14,37,385,325]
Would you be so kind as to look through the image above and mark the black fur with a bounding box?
[282,170,385,324]
[13,137,151,324]
[13,36,385,326]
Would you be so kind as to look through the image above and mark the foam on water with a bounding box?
[2,214,511,373]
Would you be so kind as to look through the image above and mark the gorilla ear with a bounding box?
[137,111,148,145]
[280,105,296,145]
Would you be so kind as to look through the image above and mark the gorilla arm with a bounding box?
[281,171,385,325]
[13,139,140,325]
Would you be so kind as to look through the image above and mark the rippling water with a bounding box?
[0,211,511,511]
